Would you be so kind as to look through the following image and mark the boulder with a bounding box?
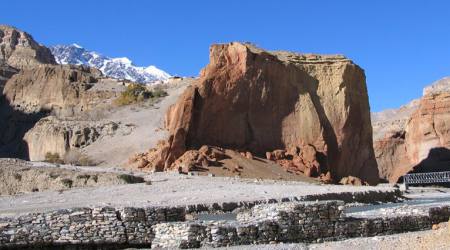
[245,151,253,160]
[339,176,364,186]
[137,42,379,184]
[272,150,286,161]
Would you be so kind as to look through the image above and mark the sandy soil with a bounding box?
[83,78,193,167]
[0,171,395,216]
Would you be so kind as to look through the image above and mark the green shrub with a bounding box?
[44,152,64,164]
[115,84,150,106]
[114,83,168,106]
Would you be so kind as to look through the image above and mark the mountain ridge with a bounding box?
[50,44,170,84]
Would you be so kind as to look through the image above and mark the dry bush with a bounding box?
[114,83,168,106]
[63,149,96,166]
[44,152,64,164]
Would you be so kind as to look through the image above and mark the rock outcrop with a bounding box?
[136,42,379,184]
[374,78,450,183]
[2,64,111,115]
[0,25,56,69]
[23,116,134,161]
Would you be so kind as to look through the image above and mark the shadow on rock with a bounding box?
[0,94,49,160]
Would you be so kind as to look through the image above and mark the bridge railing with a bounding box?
[403,171,450,190]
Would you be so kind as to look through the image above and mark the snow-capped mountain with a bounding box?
[50,44,170,84]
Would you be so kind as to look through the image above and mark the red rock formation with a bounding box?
[374,91,450,183]
[136,42,379,184]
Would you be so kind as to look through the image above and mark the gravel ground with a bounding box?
[0,172,395,216]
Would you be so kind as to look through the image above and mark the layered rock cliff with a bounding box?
[135,42,379,184]
[373,78,450,183]
[0,25,56,69]
[3,64,109,115]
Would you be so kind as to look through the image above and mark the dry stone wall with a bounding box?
[0,201,449,249]
[153,202,450,248]
[0,206,185,248]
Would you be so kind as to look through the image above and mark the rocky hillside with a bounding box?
[50,44,170,84]
[0,25,139,161]
[373,77,450,183]
[0,25,55,69]
[133,42,379,185]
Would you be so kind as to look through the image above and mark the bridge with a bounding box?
[403,171,450,189]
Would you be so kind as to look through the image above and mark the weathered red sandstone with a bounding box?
[133,42,379,184]
[373,78,450,183]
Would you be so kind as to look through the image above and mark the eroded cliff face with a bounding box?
[0,63,123,159]
[136,42,379,184]
[374,78,450,183]
[3,64,108,115]
[0,25,128,160]
[0,25,56,69]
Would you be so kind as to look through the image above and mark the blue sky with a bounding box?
[2,0,450,112]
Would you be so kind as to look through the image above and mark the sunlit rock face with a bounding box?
[137,42,379,185]
[373,77,450,183]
